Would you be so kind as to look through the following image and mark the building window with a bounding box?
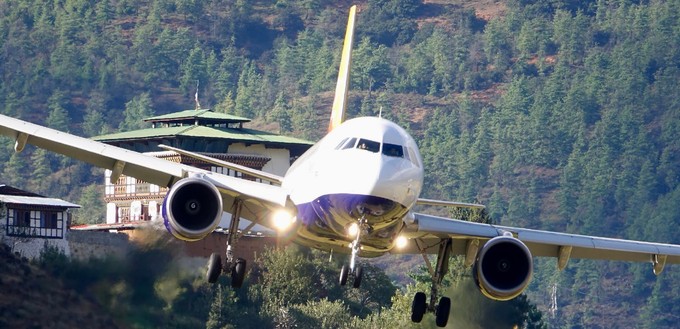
[6,208,64,239]
[125,176,136,194]
[44,212,59,229]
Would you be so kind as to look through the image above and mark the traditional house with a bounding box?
[0,184,80,258]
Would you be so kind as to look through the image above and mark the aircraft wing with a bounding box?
[397,212,680,274]
[157,144,283,185]
[0,114,293,226]
[416,198,485,209]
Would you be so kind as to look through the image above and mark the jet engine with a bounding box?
[473,235,533,301]
[162,176,223,242]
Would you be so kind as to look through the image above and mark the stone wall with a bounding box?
[67,230,132,260]
[1,223,272,266]
[0,229,71,259]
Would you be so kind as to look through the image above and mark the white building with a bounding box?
[0,184,80,258]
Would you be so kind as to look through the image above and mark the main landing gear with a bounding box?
[206,199,248,288]
[411,238,453,328]
[339,216,368,288]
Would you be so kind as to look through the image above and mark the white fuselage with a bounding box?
[282,117,424,256]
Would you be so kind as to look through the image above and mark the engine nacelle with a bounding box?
[162,176,223,242]
[473,235,533,301]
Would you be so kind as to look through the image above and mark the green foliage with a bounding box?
[29,149,52,194]
[289,298,353,329]
[82,92,111,137]
[119,92,155,132]
[2,153,27,188]
[1,0,680,327]
[268,92,293,133]
[361,0,419,45]
[73,184,105,225]
[47,91,71,132]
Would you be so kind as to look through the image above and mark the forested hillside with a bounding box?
[1,0,680,328]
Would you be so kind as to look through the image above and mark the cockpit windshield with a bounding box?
[382,143,404,157]
[356,139,380,153]
[339,137,357,150]
[336,137,416,164]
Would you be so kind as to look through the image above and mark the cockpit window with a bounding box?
[335,138,349,149]
[340,137,357,150]
[406,147,420,167]
[356,139,380,153]
[382,143,404,157]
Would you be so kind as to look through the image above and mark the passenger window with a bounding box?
[382,143,404,157]
[341,138,357,150]
[356,139,380,153]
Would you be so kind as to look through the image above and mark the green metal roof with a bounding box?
[144,109,251,123]
[94,125,312,146]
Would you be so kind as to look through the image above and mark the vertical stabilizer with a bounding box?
[328,5,357,132]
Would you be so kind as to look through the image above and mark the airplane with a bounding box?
[1,5,680,327]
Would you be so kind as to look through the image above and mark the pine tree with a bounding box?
[30,149,52,195]
[47,90,71,132]
[119,92,154,132]
[205,283,237,329]
[83,93,110,137]
[2,153,27,189]
[268,93,292,134]
[73,184,105,225]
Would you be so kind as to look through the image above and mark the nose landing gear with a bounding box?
[339,215,368,288]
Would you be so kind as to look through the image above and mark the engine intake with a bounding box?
[162,176,223,241]
[473,235,533,301]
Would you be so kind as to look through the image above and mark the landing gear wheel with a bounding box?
[435,296,451,327]
[352,265,363,288]
[411,292,427,323]
[230,258,247,288]
[206,253,222,284]
[339,264,349,286]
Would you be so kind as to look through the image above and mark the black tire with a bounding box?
[411,292,427,323]
[339,264,349,286]
[435,296,451,328]
[231,258,247,288]
[352,265,363,288]
[206,253,222,284]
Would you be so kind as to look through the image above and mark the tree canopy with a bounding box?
[1,0,680,327]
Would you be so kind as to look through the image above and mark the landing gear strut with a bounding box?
[206,199,248,288]
[339,215,367,288]
[411,238,453,328]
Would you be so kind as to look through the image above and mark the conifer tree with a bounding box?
[73,184,105,225]
[119,92,154,132]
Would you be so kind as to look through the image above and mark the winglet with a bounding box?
[328,5,357,132]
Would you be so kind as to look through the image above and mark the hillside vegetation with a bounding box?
[1,0,680,327]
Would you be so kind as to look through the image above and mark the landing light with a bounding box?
[395,236,408,249]
[273,209,295,231]
[347,223,359,237]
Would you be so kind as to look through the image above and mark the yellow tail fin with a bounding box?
[328,5,357,132]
